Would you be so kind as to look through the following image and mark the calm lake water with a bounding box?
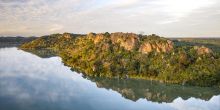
[0,47,219,110]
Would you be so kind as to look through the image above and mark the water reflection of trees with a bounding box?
[22,49,57,58]
[86,76,220,103]
[23,49,220,103]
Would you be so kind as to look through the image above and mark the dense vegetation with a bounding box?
[20,32,220,87]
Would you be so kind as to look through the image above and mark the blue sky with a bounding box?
[0,0,220,37]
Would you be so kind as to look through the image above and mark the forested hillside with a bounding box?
[20,33,220,87]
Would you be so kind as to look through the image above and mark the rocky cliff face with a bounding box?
[110,32,139,51]
[139,40,173,54]
[87,32,174,54]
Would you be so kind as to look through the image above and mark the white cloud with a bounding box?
[0,0,219,37]
[150,0,217,24]
[49,24,64,32]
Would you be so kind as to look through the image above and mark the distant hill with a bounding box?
[20,32,220,87]
[171,38,220,52]
[0,36,37,47]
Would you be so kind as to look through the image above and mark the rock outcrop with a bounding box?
[139,40,173,54]
[88,33,105,44]
[63,33,72,39]
[194,46,213,55]
[87,32,174,54]
[110,32,139,51]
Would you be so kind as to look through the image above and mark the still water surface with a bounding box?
[0,47,219,110]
